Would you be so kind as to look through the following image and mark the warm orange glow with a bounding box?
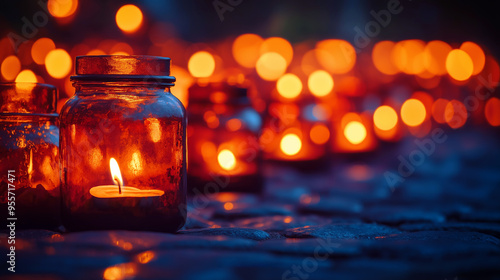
[87,49,106,55]
[445,100,467,129]
[116,4,143,33]
[460,42,485,75]
[373,105,398,131]
[300,49,324,75]
[391,40,426,75]
[88,147,103,169]
[45,49,72,79]
[424,40,452,76]
[277,73,302,99]
[411,91,434,120]
[485,98,500,126]
[309,124,330,145]
[137,251,155,264]
[103,263,137,280]
[146,118,162,143]
[203,111,219,129]
[218,149,236,171]
[224,202,234,211]
[15,70,37,83]
[1,55,21,81]
[256,52,287,81]
[335,76,363,97]
[200,141,217,163]
[280,134,302,156]
[171,65,192,107]
[344,121,367,145]
[401,99,426,127]
[316,40,356,74]
[372,41,398,75]
[48,0,78,18]
[226,119,242,131]
[284,216,292,223]
[109,158,123,187]
[129,151,144,175]
[260,37,293,66]
[232,34,264,68]
[446,49,473,81]
[308,70,334,97]
[188,51,215,78]
[110,42,134,56]
[31,38,56,65]
[432,98,449,124]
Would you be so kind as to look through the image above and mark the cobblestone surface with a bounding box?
[1,129,500,279]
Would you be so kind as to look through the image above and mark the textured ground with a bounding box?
[1,128,500,280]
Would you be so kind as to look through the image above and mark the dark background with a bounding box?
[0,0,498,55]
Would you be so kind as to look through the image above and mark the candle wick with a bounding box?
[114,178,122,194]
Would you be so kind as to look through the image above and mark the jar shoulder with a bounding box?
[60,91,186,121]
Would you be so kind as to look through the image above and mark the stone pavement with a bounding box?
[1,128,500,279]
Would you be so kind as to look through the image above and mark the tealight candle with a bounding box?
[89,158,165,208]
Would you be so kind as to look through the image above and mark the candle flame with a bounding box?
[110,158,123,194]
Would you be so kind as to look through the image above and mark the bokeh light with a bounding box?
[1,55,21,81]
[45,49,72,79]
[31,38,56,65]
[232,34,263,68]
[218,149,236,171]
[224,202,234,211]
[316,39,356,74]
[446,49,473,81]
[373,105,398,131]
[309,124,330,145]
[424,40,452,76]
[15,70,37,83]
[260,37,293,66]
[372,41,398,75]
[116,4,143,33]
[308,70,334,97]
[256,52,287,81]
[344,121,367,145]
[280,134,302,156]
[391,40,426,75]
[277,73,302,99]
[432,98,449,124]
[445,100,468,129]
[401,99,426,127]
[460,42,485,75]
[485,97,500,126]
[188,51,215,78]
[48,0,78,18]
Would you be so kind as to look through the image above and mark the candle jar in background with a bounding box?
[0,83,60,230]
[260,102,330,166]
[331,112,377,154]
[187,83,263,194]
[60,55,186,232]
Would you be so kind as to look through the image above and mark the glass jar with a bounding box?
[187,82,262,193]
[60,55,186,232]
[0,83,60,230]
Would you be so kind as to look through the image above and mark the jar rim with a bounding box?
[71,55,176,85]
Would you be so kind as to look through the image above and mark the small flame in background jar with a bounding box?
[218,149,236,171]
[280,133,302,156]
[109,158,123,189]
[344,121,367,145]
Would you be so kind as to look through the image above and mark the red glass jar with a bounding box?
[187,82,262,193]
[0,83,60,230]
[60,56,186,232]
